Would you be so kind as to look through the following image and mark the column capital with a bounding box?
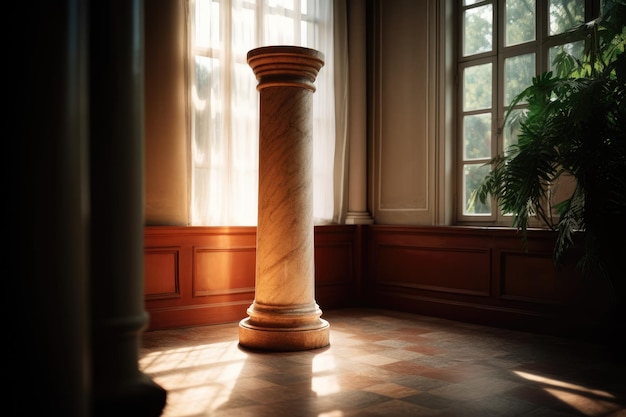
[247,45,325,91]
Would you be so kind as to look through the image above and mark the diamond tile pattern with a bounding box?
[140,308,626,417]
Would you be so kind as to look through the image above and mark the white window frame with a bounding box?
[455,0,599,226]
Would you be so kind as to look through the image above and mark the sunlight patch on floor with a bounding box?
[140,340,246,415]
[312,350,341,396]
[514,370,622,416]
[514,371,615,399]
[318,411,344,417]
[544,387,623,416]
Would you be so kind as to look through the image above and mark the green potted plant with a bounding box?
[473,0,625,329]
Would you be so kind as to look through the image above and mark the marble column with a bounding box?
[239,46,330,351]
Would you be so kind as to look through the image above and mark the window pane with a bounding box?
[301,20,310,45]
[266,14,296,44]
[195,0,220,49]
[503,108,525,153]
[549,40,585,76]
[504,53,535,106]
[233,7,256,52]
[270,0,295,8]
[463,63,492,111]
[550,0,585,35]
[193,56,222,159]
[464,114,491,160]
[464,164,491,215]
[463,4,493,56]
[506,0,535,46]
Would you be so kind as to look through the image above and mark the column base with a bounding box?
[345,211,374,224]
[239,317,330,351]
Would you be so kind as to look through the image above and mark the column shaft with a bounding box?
[256,87,315,308]
[239,46,330,351]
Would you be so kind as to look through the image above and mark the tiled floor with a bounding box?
[140,308,626,417]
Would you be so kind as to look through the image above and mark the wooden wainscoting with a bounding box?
[363,226,614,339]
[144,224,614,338]
[143,225,361,330]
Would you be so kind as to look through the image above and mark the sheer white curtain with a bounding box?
[190,0,347,226]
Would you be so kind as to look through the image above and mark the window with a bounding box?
[190,0,338,225]
[457,0,598,224]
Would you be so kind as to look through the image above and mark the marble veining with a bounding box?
[239,46,329,351]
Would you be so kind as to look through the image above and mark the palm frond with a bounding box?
[476,0,626,287]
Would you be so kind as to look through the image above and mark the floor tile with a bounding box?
[140,308,626,417]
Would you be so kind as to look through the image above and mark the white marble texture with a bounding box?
[239,46,330,351]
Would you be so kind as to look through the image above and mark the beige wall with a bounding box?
[369,0,452,225]
[144,0,189,225]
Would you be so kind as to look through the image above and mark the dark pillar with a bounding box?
[89,1,166,415]
[21,2,91,415]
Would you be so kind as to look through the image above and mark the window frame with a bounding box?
[455,0,599,227]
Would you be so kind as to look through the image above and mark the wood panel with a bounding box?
[314,226,361,309]
[374,243,491,296]
[144,226,257,330]
[143,225,613,339]
[193,247,256,297]
[144,225,360,330]
[499,250,580,304]
[144,247,180,300]
[363,225,611,338]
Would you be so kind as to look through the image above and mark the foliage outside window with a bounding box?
[458,0,598,224]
